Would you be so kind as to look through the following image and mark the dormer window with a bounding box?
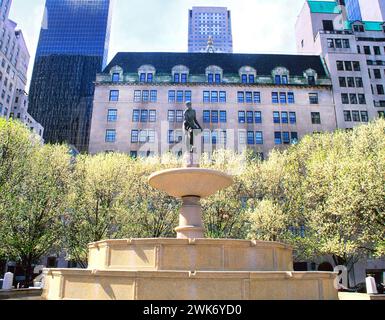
[272,67,290,85]
[138,65,156,83]
[172,65,189,83]
[206,65,223,84]
[353,24,364,32]
[304,69,318,86]
[109,65,123,83]
[239,66,257,84]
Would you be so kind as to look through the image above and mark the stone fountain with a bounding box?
[42,103,338,300]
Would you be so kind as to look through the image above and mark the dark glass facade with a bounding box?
[343,0,363,21]
[29,0,113,152]
[36,0,113,67]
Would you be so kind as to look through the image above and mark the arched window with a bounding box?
[239,66,257,84]
[206,65,223,84]
[272,67,290,85]
[138,65,156,83]
[172,65,189,83]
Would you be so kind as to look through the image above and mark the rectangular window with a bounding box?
[288,92,295,104]
[141,110,148,122]
[364,46,371,55]
[342,39,350,48]
[168,130,175,144]
[140,73,146,82]
[112,73,120,82]
[289,112,297,124]
[255,131,263,145]
[281,112,288,124]
[360,111,369,122]
[105,130,116,143]
[208,73,214,83]
[352,110,360,122]
[131,130,139,143]
[339,77,346,87]
[211,91,219,103]
[282,132,290,144]
[273,111,280,124]
[168,110,175,122]
[148,130,156,143]
[238,92,245,103]
[341,93,349,104]
[133,110,140,122]
[335,39,342,48]
[347,77,355,87]
[249,74,255,83]
[219,91,226,103]
[211,110,219,123]
[255,111,262,124]
[176,110,183,122]
[274,132,282,145]
[353,61,361,71]
[311,112,321,124]
[185,91,192,102]
[203,91,210,103]
[168,90,176,103]
[215,74,221,83]
[358,94,366,104]
[254,92,261,104]
[134,90,142,102]
[377,84,384,95]
[327,38,334,48]
[107,109,117,122]
[374,69,382,79]
[241,74,247,84]
[344,111,352,122]
[220,111,227,123]
[275,75,281,85]
[282,75,288,84]
[177,91,184,103]
[246,92,253,103]
[147,73,153,83]
[202,131,210,145]
[150,90,157,102]
[247,131,254,145]
[219,131,227,145]
[109,90,119,101]
[344,61,352,71]
[142,90,149,102]
[355,77,363,88]
[149,110,156,122]
[350,93,358,104]
[238,111,246,123]
[337,61,344,71]
[247,111,254,124]
[309,93,319,104]
[174,73,180,83]
[374,46,381,55]
[203,110,211,123]
[181,73,188,83]
[239,131,246,145]
[272,92,279,104]
[212,131,218,145]
[291,132,299,144]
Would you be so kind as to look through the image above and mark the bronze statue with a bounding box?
[184,101,202,153]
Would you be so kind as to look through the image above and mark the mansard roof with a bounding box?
[104,52,328,77]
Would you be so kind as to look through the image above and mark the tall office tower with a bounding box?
[342,0,385,21]
[188,7,233,53]
[28,0,113,152]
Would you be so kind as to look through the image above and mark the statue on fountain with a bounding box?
[184,101,203,153]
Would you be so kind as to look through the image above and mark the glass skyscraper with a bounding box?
[28,0,113,152]
[343,0,363,21]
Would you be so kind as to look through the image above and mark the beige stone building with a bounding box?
[89,52,337,159]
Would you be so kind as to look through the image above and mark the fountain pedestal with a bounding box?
[41,165,339,300]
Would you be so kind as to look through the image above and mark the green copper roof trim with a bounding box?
[345,20,384,31]
[307,1,341,14]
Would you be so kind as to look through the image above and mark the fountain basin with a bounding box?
[149,168,233,198]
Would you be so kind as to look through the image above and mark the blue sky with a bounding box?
[9,0,308,83]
